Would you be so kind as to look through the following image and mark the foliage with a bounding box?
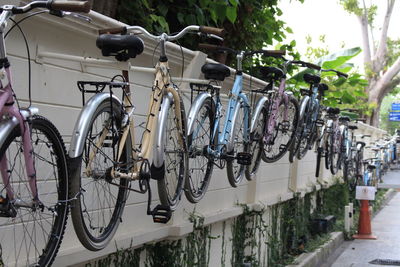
[116,0,302,68]
[288,40,373,116]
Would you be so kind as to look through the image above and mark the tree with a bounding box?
[89,0,119,18]
[340,0,400,127]
[90,0,301,68]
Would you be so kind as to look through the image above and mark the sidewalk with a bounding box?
[325,190,400,267]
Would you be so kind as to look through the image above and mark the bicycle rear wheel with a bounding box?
[262,96,299,163]
[0,115,68,267]
[157,96,187,210]
[227,101,250,187]
[70,99,130,251]
[245,105,267,180]
[329,131,341,175]
[185,97,215,203]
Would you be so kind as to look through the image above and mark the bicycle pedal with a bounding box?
[236,152,252,165]
[151,204,172,224]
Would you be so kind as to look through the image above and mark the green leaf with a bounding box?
[342,91,356,103]
[177,12,185,24]
[286,27,293,34]
[229,0,239,7]
[226,6,237,23]
[318,47,361,69]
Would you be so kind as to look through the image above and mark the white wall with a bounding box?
[0,2,387,266]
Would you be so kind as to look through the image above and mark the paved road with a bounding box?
[379,169,400,189]
[322,191,400,267]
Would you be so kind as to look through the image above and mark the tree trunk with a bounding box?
[89,0,119,18]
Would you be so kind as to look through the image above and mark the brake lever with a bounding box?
[49,10,91,23]
[197,32,224,42]
[65,12,92,22]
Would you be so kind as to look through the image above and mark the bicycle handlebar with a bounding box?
[0,1,90,14]
[322,68,348,78]
[290,60,321,71]
[198,43,285,58]
[99,25,224,41]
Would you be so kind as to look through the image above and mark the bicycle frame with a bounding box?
[0,10,38,201]
[208,73,250,157]
[263,78,290,144]
[71,45,185,182]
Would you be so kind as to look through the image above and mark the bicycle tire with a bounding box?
[227,101,250,187]
[245,105,267,180]
[0,115,68,267]
[298,104,317,160]
[316,147,323,177]
[157,96,187,210]
[70,99,130,251]
[262,96,299,163]
[329,130,340,175]
[185,97,215,203]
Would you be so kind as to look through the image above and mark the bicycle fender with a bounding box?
[153,92,174,168]
[250,96,268,133]
[298,95,310,120]
[0,116,19,150]
[68,92,122,158]
[187,92,213,136]
[227,101,244,152]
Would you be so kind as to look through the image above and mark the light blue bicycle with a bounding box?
[185,44,284,202]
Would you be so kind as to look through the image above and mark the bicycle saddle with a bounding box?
[348,125,358,130]
[326,107,340,115]
[258,66,284,81]
[96,34,144,61]
[201,63,230,81]
[356,141,366,148]
[339,116,351,122]
[318,83,329,91]
[303,73,321,84]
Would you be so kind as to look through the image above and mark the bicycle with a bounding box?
[186,44,285,198]
[68,25,224,250]
[289,64,348,162]
[0,1,90,266]
[247,59,301,179]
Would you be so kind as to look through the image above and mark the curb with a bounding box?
[286,232,344,267]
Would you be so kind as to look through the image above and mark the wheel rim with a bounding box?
[0,123,66,266]
[80,108,127,243]
[187,103,213,200]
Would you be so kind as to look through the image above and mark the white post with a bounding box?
[349,202,354,228]
[345,205,350,232]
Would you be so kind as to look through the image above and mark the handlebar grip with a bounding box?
[198,43,220,51]
[50,1,91,13]
[199,26,225,37]
[98,26,127,35]
[265,50,286,57]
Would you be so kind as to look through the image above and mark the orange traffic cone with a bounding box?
[353,200,377,239]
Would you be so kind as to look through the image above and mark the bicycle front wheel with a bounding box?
[245,105,267,181]
[0,115,68,267]
[262,96,299,163]
[157,96,187,210]
[185,97,215,203]
[227,101,250,187]
[70,99,130,251]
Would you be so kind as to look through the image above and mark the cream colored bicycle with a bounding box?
[68,25,224,251]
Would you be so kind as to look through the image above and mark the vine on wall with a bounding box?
[86,182,366,267]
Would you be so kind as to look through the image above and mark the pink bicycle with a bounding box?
[0,1,89,266]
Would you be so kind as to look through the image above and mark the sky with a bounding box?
[278,0,400,70]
